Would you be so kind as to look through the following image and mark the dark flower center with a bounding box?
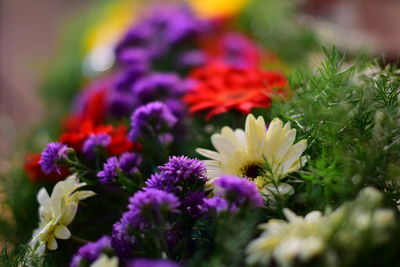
[242,163,264,179]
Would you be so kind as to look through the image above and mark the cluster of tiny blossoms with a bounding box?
[23,2,397,267]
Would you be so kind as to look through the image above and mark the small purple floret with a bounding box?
[97,157,120,184]
[39,142,69,174]
[119,152,142,175]
[129,101,177,142]
[213,175,264,207]
[82,133,111,160]
[120,189,180,231]
[127,258,180,267]
[70,236,112,267]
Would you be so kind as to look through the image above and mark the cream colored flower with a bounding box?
[246,209,326,266]
[91,254,118,267]
[246,187,395,267]
[30,174,96,254]
[197,114,307,194]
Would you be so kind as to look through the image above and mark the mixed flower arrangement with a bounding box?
[2,1,400,267]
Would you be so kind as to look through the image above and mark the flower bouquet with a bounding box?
[1,1,400,267]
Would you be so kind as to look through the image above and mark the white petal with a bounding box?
[47,236,58,250]
[37,188,50,207]
[77,190,96,201]
[245,114,267,156]
[283,208,300,223]
[304,211,322,222]
[211,134,238,156]
[280,140,307,174]
[60,203,78,225]
[196,148,224,161]
[54,225,71,240]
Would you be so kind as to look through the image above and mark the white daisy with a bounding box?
[30,174,96,254]
[246,208,326,267]
[197,114,308,193]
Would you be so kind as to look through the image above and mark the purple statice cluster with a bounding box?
[132,73,187,117]
[111,222,136,259]
[115,5,208,70]
[127,258,180,267]
[212,175,264,207]
[213,33,261,68]
[119,152,142,175]
[109,71,188,119]
[97,152,142,185]
[70,233,181,266]
[39,142,69,174]
[129,102,177,144]
[106,4,208,121]
[199,196,231,215]
[82,133,111,160]
[145,156,207,195]
[119,189,180,231]
[97,156,120,185]
[70,236,113,267]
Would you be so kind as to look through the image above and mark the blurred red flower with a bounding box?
[24,153,69,182]
[183,63,288,120]
[60,120,138,156]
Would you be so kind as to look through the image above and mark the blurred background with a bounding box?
[0,0,94,171]
[1,0,400,173]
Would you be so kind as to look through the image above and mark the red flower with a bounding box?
[24,153,69,183]
[60,120,113,151]
[81,88,107,125]
[60,119,139,156]
[183,63,288,120]
[108,125,141,156]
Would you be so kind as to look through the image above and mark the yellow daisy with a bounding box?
[196,114,307,193]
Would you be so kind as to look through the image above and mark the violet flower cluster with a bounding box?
[115,5,208,69]
[97,152,142,185]
[82,133,111,160]
[70,236,113,267]
[39,142,69,174]
[129,102,177,144]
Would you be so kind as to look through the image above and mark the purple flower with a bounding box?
[215,33,261,68]
[131,73,188,118]
[118,48,151,68]
[127,258,180,267]
[120,189,180,231]
[213,176,264,207]
[129,102,177,143]
[111,222,136,259]
[176,50,205,69]
[159,156,206,183]
[107,90,137,118]
[115,4,208,66]
[70,236,112,267]
[82,133,111,159]
[39,142,69,174]
[181,191,206,217]
[145,156,206,194]
[132,73,186,103]
[144,173,166,190]
[119,152,142,175]
[200,196,232,215]
[97,157,120,184]
[115,67,147,92]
